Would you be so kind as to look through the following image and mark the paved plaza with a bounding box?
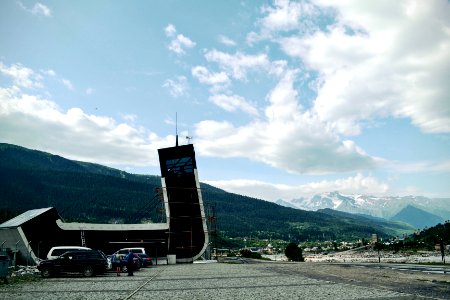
[1,261,449,299]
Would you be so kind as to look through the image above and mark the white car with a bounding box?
[46,246,91,260]
[113,247,146,255]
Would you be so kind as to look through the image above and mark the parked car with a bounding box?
[37,250,108,278]
[46,246,91,260]
[136,253,152,267]
[112,248,146,269]
[113,247,146,255]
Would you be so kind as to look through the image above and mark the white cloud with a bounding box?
[205,173,389,201]
[267,60,288,77]
[209,94,259,116]
[205,49,270,80]
[164,24,176,37]
[31,3,51,16]
[0,62,43,89]
[1,63,78,93]
[247,0,318,44]
[191,66,229,85]
[276,0,450,134]
[195,70,377,174]
[218,35,236,46]
[260,0,312,32]
[61,79,74,91]
[0,87,172,166]
[121,113,138,123]
[170,35,196,55]
[163,76,188,97]
[264,69,301,121]
[86,87,94,95]
[300,173,389,196]
[43,69,56,77]
[164,24,196,55]
[18,2,52,17]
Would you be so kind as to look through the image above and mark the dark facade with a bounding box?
[158,144,209,262]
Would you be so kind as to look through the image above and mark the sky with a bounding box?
[1,0,449,202]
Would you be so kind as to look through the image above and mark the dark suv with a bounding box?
[37,250,108,277]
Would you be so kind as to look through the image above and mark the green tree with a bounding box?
[285,242,304,262]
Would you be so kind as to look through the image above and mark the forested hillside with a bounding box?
[0,143,412,242]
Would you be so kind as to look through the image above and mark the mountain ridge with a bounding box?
[276,192,450,229]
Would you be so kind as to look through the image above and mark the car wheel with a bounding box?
[82,265,94,277]
[41,268,51,278]
[121,265,127,273]
[136,260,141,269]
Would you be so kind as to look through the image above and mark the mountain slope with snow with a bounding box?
[277,192,450,229]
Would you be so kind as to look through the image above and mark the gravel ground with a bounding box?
[0,261,449,300]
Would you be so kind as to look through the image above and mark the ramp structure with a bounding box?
[158,144,208,263]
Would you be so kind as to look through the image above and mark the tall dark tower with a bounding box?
[158,144,208,263]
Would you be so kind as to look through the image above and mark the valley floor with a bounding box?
[304,250,447,264]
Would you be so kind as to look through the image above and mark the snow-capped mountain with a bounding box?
[276,192,450,226]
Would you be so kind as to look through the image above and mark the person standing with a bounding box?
[113,253,122,276]
[125,250,134,276]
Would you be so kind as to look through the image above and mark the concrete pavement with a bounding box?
[1,261,449,299]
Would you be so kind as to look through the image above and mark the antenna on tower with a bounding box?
[175,112,179,147]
